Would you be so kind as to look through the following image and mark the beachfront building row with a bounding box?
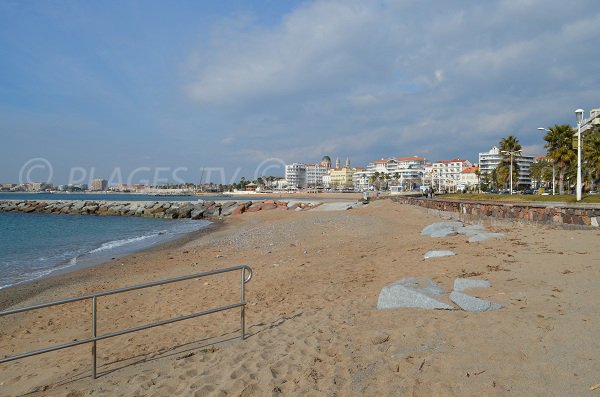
[478,146,534,187]
[286,149,535,191]
[353,156,427,191]
[284,156,336,189]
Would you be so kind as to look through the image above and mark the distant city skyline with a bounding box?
[1,1,599,184]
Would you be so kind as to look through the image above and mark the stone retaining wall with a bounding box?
[0,199,319,220]
[390,196,600,228]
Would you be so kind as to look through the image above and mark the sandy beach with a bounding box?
[1,199,599,396]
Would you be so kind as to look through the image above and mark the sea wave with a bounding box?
[88,232,166,254]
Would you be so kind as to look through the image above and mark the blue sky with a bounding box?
[1,0,599,185]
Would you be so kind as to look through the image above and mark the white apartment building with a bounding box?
[479,146,502,175]
[305,163,328,188]
[478,146,534,187]
[432,158,473,191]
[285,163,307,189]
[581,108,600,133]
[353,156,427,191]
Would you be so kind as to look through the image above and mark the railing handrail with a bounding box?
[0,264,252,379]
[0,264,252,316]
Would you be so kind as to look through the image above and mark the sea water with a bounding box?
[0,212,210,289]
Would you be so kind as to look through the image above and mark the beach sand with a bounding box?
[1,199,599,396]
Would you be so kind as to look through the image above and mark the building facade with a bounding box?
[352,156,427,191]
[305,163,329,188]
[459,166,479,190]
[91,178,108,191]
[284,163,307,189]
[431,158,473,192]
[581,108,600,133]
[478,146,534,188]
[285,156,332,189]
[327,158,356,189]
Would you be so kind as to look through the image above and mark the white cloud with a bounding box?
[181,0,600,167]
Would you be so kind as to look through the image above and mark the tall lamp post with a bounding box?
[538,127,556,195]
[501,150,521,194]
[575,109,584,201]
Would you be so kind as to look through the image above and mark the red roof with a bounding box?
[462,166,479,173]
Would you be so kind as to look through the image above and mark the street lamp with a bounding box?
[575,109,584,201]
[538,127,556,195]
[501,149,521,194]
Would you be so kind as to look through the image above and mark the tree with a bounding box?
[474,168,481,193]
[499,135,522,153]
[383,173,391,190]
[370,172,380,190]
[544,124,576,195]
[583,126,600,188]
[498,135,522,189]
[530,158,553,189]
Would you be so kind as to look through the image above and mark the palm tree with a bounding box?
[378,173,388,190]
[499,135,522,153]
[584,126,600,189]
[495,163,510,189]
[474,168,481,193]
[370,172,380,190]
[544,124,576,195]
[498,135,522,189]
[530,158,552,189]
[393,172,401,188]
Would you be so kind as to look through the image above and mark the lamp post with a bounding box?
[501,150,521,194]
[538,127,556,195]
[575,109,584,201]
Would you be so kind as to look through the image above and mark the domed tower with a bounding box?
[320,155,332,169]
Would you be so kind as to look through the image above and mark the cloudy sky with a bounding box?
[1,0,599,185]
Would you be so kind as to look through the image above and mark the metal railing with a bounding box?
[0,264,252,378]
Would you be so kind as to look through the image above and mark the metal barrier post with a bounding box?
[240,268,245,340]
[92,296,97,379]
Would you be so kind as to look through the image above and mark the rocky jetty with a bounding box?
[0,199,321,220]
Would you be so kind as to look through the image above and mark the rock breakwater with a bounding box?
[0,199,321,220]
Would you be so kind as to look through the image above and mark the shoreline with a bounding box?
[0,220,225,311]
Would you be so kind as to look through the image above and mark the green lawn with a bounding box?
[436,193,600,204]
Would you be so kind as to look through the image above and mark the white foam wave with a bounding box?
[88,233,160,254]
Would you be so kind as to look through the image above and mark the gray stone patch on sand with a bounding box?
[377,277,455,310]
[421,222,464,237]
[453,278,491,292]
[449,291,502,312]
[461,224,486,236]
[467,232,504,242]
[421,222,504,242]
[423,250,456,259]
